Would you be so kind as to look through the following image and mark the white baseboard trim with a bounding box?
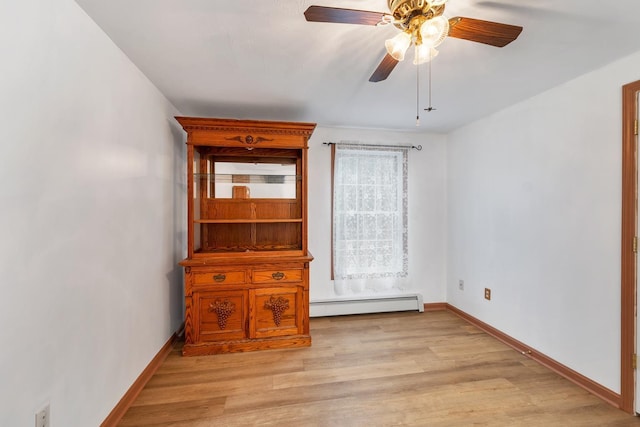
[310,293,424,317]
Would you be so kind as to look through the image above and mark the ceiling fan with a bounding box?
[304,0,523,82]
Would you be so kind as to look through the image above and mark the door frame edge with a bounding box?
[621,79,640,414]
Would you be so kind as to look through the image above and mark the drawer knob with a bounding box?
[213,273,226,282]
[272,272,285,280]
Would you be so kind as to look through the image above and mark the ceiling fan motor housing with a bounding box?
[388,0,445,29]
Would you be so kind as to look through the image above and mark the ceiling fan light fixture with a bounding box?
[413,45,439,65]
[385,31,412,61]
[419,15,449,48]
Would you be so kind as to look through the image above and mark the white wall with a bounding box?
[308,126,448,304]
[447,49,640,393]
[0,1,185,426]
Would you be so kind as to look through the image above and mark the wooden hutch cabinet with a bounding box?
[176,117,316,356]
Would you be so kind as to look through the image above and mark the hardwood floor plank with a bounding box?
[117,398,225,427]
[272,359,424,389]
[145,359,304,388]
[130,376,273,407]
[117,311,640,426]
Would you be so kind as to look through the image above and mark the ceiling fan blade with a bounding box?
[369,54,399,83]
[448,17,523,47]
[304,6,386,26]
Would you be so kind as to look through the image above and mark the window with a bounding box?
[332,143,408,295]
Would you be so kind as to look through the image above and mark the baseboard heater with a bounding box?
[309,294,424,317]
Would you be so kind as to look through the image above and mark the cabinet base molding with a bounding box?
[182,334,311,356]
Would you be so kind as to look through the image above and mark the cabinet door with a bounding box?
[250,287,301,338]
[195,290,247,342]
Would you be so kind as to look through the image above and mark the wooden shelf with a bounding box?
[194,219,303,224]
[194,173,300,183]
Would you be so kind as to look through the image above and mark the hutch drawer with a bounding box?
[252,268,303,284]
[193,270,247,285]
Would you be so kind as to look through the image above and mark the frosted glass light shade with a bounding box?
[385,31,412,61]
[413,45,439,65]
[419,15,449,48]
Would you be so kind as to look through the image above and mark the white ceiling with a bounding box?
[75,0,640,133]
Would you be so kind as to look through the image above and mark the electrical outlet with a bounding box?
[35,404,49,427]
[484,288,491,300]
[458,280,464,290]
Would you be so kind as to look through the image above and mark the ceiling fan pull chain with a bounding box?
[425,49,437,113]
[428,54,431,110]
[416,46,420,126]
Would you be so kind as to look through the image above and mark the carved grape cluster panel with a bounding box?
[209,299,236,330]
[264,296,290,326]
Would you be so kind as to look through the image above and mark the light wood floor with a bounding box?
[118,311,640,426]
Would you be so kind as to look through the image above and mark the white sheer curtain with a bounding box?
[332,142,409,296]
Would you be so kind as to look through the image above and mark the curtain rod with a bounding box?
[322,142,422,151]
